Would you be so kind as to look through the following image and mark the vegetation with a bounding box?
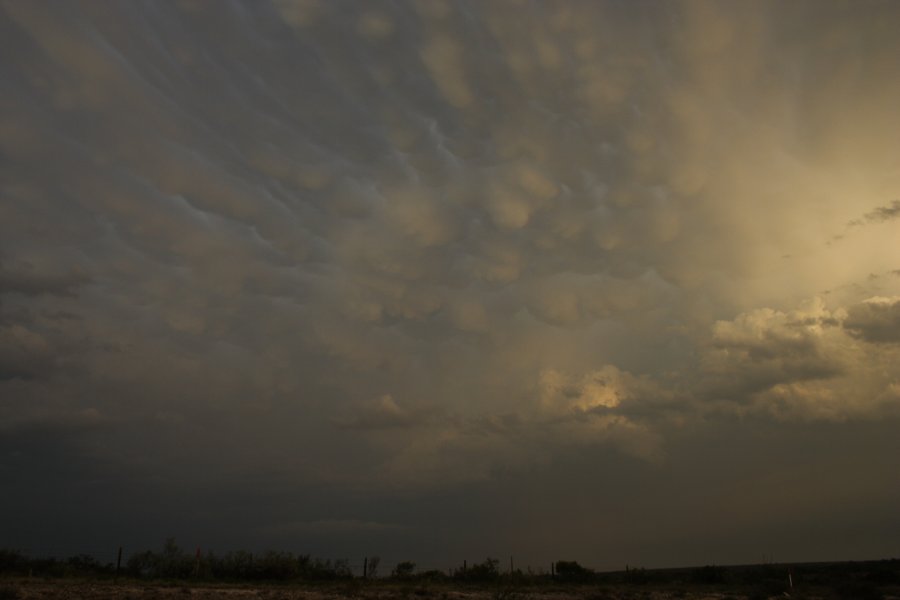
[125,539,354,581]
[0,541,898,600]
[392,561,416,579]
[554,561,593,582]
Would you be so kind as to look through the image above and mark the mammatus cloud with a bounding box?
[2,0,900,565]
[334,394,425,431]
[0,260,91,298]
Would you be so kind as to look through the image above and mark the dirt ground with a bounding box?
[4,580,900,600]
[0,580,812,600]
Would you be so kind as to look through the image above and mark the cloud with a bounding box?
[0,323,53,380]
[421,34,475,109]
[843,296,900,343]
[697,297,900,421]
[861,200,900,224]
[539,366,628,413]
[334,394,420,430]
[832,199,900,244]
[259,519,404,537]
[711,305,832,376]
[0,260,91,297]
[3,0,900,565]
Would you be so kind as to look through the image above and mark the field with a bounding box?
[2,556,899,600]
[2,578,899,600]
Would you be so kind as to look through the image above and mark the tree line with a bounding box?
[1,540,898,599]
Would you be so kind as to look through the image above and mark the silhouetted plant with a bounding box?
[623,565,650,584]
[834,580,883,600]
[392,561,416,579]
[366,556,381,578]
[555,560,593,582]
[0,550,27,575]
[456,558,500,582]
[207,550,255,580]
[256,550,302,580]
[692,564,726,584]
[746,578,787,600]
[0,585,21,600]
[492,586,521,600]
[416,569,448,582]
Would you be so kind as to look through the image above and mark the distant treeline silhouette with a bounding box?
[2,540,899,599]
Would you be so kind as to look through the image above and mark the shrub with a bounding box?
[0,550,26,575]
[692,565,726,584]
[555,560,593,582]
[393,561,416,579]
[416,569,448,582]
[0,585,20,600]
[834,580,883,600]
[623,566,650,584]
[456,558,500,582]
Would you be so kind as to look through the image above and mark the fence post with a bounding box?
[116,546,123,580]
[363,556,368,579]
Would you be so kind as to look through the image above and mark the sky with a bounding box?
[1,0,900,572]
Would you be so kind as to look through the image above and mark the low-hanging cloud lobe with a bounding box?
[843,297,900,344]
[2,0,900,569]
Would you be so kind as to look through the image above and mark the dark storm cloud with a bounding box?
[2,0,900,568]
[843,297,900,343]
[332,394,435,430]
[0,330,52,381]
[0,260,91,297]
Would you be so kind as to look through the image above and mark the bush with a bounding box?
[692,565,726,584]
[0,550,27,575]
[0,585,21,600]
[207,550,255,580]
[746,578,788,600]
[623,566,651,584]
[456,558,500,582]
[416,569,448,582]
[393,561,416,579]
[833,580,883,600]
[555,560,593,582]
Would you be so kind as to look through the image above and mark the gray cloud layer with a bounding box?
[2,0,900,568]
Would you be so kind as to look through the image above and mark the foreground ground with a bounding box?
[2,580,899,600]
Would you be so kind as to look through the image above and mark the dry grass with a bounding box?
[0,580,830,600]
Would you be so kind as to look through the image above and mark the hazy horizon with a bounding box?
[2,0,899,571]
